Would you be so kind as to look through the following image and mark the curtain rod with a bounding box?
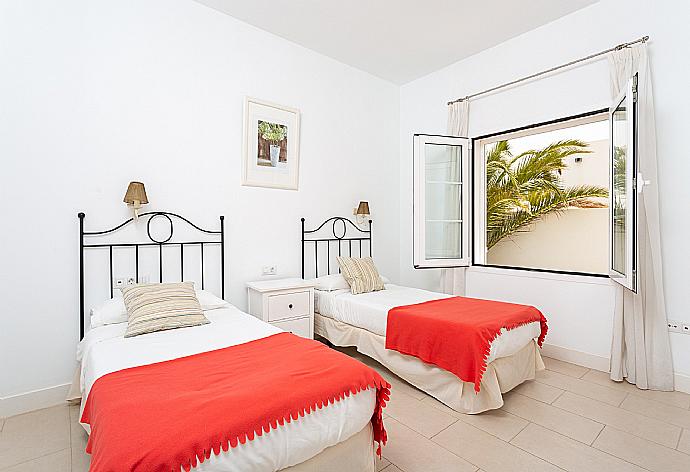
[447,35,649,106]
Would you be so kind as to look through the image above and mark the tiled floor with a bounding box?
[2,352,689,472]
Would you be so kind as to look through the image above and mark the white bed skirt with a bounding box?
[315,313,544,414]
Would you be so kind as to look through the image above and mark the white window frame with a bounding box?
[413,134,471,268]
[608,75,638,292]
[472,112,609,275]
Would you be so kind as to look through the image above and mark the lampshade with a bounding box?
[123,181,148,204]
[356,201,370,216]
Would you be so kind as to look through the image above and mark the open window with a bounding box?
[413,134,470,268]
[609,74,638,291]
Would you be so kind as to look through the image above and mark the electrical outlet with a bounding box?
[126,277,136,285]
[668,320,682,333]
[682,323,690,335]
[114,278,125,289]
[262,265,277,276]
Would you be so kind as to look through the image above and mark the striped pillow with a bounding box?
[121,282,209,338]
[336,256,385,295]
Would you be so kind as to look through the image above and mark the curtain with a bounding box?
[608,44,674,390]
[441,100,470,295]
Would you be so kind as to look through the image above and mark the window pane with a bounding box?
[482,118,609,274]
[611,98,628,276]
[425,221,462,259]
[424,143,463,259]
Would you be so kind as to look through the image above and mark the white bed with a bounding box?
[314,284,545,413]
[76,305,378,472]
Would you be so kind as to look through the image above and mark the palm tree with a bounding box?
[486,139,608,249]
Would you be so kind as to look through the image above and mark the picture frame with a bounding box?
[242,97,301,190]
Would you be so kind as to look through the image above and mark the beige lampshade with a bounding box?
[356,201,370,216]
[123,181,148,205]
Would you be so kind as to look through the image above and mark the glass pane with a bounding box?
[424,143,462,182]
[425,221,462,259]
[612,97,628,275]
[424,143,463,260]
[425,182,461,221]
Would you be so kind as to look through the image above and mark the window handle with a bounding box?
[637,172,651,193]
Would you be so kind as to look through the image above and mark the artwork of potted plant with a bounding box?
[258,121,288,167]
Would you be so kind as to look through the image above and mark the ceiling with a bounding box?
[195,0,598,84]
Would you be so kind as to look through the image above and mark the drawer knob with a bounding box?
[288,303,293,309]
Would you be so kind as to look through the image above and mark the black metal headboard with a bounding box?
[78,211,224,340]
[301,217,372,279]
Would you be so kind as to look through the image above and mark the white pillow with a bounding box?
[195,289,229,311]
[89,288,229,328]
[311,273,390,292]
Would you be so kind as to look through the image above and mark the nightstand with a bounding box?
[246,278,315,339]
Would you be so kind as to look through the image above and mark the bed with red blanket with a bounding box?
[314,283,547,414]
[75,305,390,472]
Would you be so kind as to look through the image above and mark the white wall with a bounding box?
[0,0,400,413]
[399,0,690,383]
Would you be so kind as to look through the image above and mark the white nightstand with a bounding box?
[246,278,315,339]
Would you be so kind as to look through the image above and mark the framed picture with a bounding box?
[242,97,301,190]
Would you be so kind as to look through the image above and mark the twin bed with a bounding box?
[73,212,548,471]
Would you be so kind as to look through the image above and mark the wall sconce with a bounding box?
[354,201,370,225]
[123,181,148,220]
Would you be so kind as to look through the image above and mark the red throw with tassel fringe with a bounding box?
[82,332,390,472]
[386,296,547,392]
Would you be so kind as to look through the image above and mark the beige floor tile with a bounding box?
[502,392,603,444]
[382,418,477,472]
[0,448,70,472]
[678,429,690,455]
[553,391,681,448]
[0,405,70,470]
[620,394,690,429]
[457,409,528,442]
[385,390,457,438]
[511,379,564,404]
[376,455,390,471]
[582,370,690,409]
[537,369,627,406]
[512,423,645,472]
[433,420,560,472]
[420,394,529,441]
[593,426,689,472]
[381,465,403,472]
[373,367,428,401]
[543,357,589,378]
[70,415,90,472]
[0,419,4,433]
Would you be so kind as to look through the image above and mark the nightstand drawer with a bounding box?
[272,316,311,339]
[267,291,310,321]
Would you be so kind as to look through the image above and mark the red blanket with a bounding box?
[386,296,547,392]
[82,332,390,472]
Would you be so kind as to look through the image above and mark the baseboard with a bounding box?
[541,343,610,372]
[542,343,690,394]
[675,372,690,394]
[0,383,71,418]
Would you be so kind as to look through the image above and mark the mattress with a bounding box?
[77,306,376,472]
[315,284,542,363]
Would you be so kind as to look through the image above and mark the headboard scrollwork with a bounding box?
[301,217,372,279]
[78,211,224,340]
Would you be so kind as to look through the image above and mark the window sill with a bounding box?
[467,265,613,286]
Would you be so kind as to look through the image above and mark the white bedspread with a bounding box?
[77,306,375,472]
[315,284,542,363]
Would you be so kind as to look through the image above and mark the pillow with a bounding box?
[311,273,391,292]
[90,298,127,328]
[335,256,385,295]
[89,288,229,328]
[121,282,209,337]
[195,289,230,310]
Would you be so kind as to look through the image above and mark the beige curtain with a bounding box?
[608,44,674,390]
[441,100,470,295]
